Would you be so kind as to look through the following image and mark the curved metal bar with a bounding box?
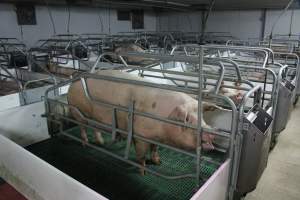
[239,85,263,117]
[204,44,272,67]
[43,55,240,199]
[23,77,54,90]
[45,73,238,180]
[205,57,242,82]
[274,52,300,94]
[170,45,243,83]
[0,63,26,104]
[0,64,23,91]
[90,52,129,73]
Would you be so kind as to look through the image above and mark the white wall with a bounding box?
[158,11,201,32]
[157,9,300,40]
[157,10,263,40]
[264,9,300,37]
[0,3,157,46]
[2,2,300,46]
[206,10,263,40]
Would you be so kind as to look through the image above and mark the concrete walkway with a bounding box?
[245,103,300,200]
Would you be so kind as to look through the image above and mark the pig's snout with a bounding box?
[202,132,215,151]
[234,92,243,104]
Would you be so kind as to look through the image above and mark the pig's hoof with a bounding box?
[139,169,146,176]
[152,157,161,165]
[81,141,88,147]
[95,138,105,145]
[94,132,104,145]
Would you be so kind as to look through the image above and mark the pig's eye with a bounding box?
[185,114,190,124]
[185,114,197,125]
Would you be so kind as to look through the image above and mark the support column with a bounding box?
[260,9,267,40]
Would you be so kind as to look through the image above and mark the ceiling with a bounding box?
[0,0,298,10]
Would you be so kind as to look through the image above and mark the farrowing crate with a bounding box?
[44,53,239,200]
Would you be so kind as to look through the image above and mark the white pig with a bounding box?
[113,44,145,64]
[68,70,218,174]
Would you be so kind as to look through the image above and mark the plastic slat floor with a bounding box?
[25,127,225,200]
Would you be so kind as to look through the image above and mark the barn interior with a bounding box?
[0,0,300,200]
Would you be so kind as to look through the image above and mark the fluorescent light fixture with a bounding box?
[142,0,190,7]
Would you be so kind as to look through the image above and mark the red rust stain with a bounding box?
[0,183,27,200]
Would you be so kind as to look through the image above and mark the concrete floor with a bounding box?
[245,102,300,200]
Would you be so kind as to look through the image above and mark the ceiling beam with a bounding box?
[0,0,297,10]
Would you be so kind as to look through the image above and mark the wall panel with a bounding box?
[0,3,157,46]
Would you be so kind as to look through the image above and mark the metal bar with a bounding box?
[48,99,230,160]
[111,108,117,141]
[196,46,204,186]
[44,52,239,191]
[49,97,233,140]
[124,101,134,159]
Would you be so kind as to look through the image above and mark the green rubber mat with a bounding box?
[26,127,225,200]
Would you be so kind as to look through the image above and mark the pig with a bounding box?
[68,70,218,174]
[48,63,76,77]
[112,43,146,64]
[219,81,244,104]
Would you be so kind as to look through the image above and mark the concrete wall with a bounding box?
[157,9,300,40]
[0,3,157,46]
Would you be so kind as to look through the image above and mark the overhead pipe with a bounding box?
[268,0,295,47]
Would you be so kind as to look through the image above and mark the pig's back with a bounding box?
[68,70,193,117]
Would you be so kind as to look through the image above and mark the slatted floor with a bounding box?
[24,128,225,200]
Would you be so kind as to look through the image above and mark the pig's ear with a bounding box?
[168,105,189,123]
[168,105,196,125]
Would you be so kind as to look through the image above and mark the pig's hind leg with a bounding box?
[134,140,150,175]
[150,144,161,165]
[80,126,89,146]
[70,108,89,146]
[94,130,104,145]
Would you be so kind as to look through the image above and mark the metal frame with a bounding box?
[145,46,277,198]
[0,39,58,105]
[44,52,244,200]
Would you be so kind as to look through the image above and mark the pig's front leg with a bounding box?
[134,140,150,175]
[150,144,161,165]
[80,126,89,146]
[94,130,104,145]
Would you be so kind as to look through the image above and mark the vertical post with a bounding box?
[200,0,216,44]
[111,108,117,141]
[289,9,294,37]
[260,9,267,41]
[196,46,204,186]
[200,11,206,44]
[72,46,76,70]
[124,101,134,159]
[108,7,111,34]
